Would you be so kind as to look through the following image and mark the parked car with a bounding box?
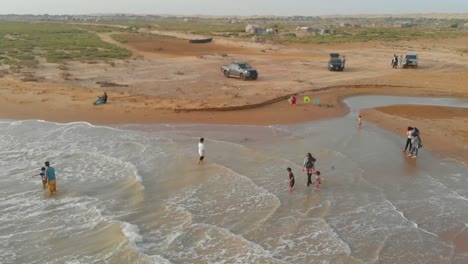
[404,52,418,68]
[328,53,344,71]
[221,62,258,80]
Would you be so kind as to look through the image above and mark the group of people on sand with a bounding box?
[403,126,423,158]
[391,54,410,69]
[32,161,57,195]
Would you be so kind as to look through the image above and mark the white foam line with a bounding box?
[385,200,438,237]
[191,222,288,263]
[117,221,174,264]
[426,174,468,202]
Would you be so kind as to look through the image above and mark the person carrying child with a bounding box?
[32,167,47,189]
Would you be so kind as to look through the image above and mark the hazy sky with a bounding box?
[1,0,467,16]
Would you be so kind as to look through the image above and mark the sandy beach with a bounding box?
[1,18,468,263]
[1,33,467,161]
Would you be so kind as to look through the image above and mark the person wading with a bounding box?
[302,153,316,187]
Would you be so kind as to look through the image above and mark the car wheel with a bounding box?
[252,77,257,80]
[224,71,230,78]
[240,73,246,80]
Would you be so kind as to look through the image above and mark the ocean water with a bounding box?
[1,96,467,264]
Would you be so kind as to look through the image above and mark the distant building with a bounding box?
[319,28,334,35]
[245,24,264,34]
[295,26,317,36]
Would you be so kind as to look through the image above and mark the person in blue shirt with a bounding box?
[45,161,57,194]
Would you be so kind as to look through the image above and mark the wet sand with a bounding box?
[362,105,468,164]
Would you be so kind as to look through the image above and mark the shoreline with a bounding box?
[1,78,466,164]
[1,78,466,126]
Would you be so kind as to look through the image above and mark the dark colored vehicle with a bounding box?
[328,53,344,71]
[221,62,258,80]
[188,38,213,43]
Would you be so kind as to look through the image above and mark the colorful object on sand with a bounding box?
[304,96,311,103]
[288,98,292,104]
[314,99,320,104]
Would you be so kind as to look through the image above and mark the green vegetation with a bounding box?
[246,27,467,44]
[111,34,129,43]
[151,21,245,35]
[0,22,131,67]
[140,21,467,44]
[74,24,126,33]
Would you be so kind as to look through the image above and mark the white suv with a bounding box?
[404,52,418,68]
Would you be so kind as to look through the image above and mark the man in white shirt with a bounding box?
[197,138,205,165]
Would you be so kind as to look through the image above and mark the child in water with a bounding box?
[32,167,47,189]
[314,171,322,190]
[287,167,295,192]
[358,115,362,127]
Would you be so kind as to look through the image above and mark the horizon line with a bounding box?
[1,12,467,17]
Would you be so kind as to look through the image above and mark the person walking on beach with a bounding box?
[302,153,316,187]
[45,161,56,195]
[197,138,205,165]
[403,126,414,153]
[287,167,295,192]
[32,167,47,189]
[358,115,362,127]
[314,171,322,190]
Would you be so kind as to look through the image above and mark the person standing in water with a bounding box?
[197,138,205,165]
[32,167,47,189]
[287,167,295,192]
[302,153,316,187]
[403,126,414,153]
[314,171,322,190]
[45,161,56,195]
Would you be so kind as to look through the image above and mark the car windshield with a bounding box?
[406,55,417,59]
[330,58,342,63]
[238,63,252,69]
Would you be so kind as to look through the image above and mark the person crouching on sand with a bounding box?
[403,126,413,153]
[314,171,322,190]
[287,167,295,192]
[93,92,108,105]
[290,95,297,106]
